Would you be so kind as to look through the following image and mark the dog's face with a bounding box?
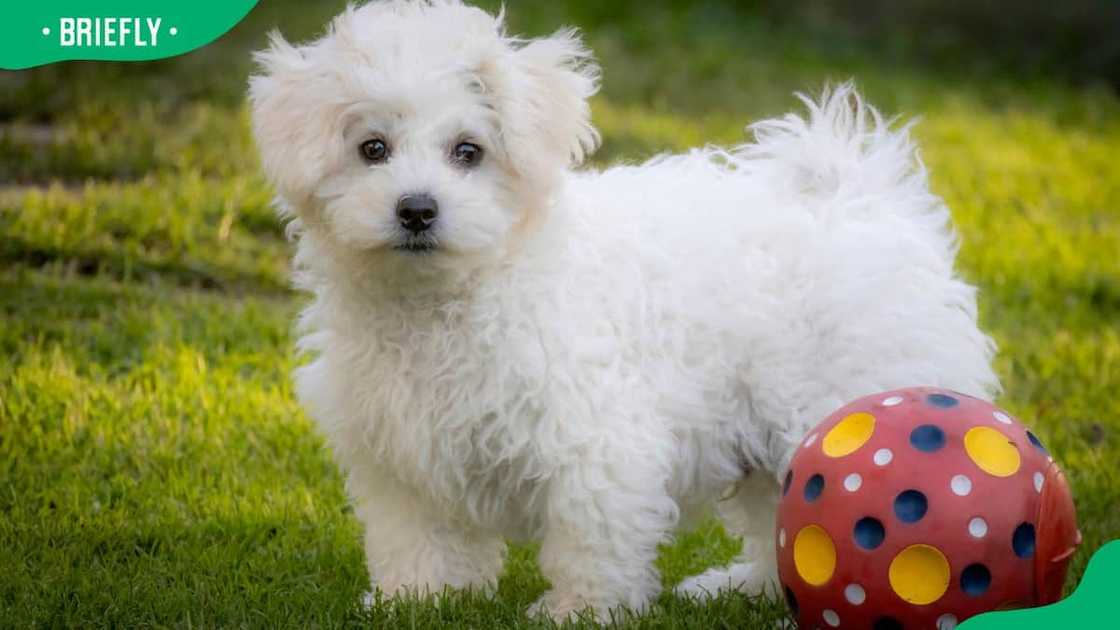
[249,1,599,276]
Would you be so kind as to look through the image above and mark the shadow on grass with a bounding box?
[1,508,788,629]
[1,516,367,627]
[0,237,290,296]
[0,267,295,377]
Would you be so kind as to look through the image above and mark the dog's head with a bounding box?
[249,1,599,278]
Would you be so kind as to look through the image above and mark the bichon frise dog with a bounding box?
[249,0,999,620]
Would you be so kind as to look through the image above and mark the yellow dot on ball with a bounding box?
[822,412,876,458]
[964,426,1021,477]
[794,525,837,586]
[888,544,950,605]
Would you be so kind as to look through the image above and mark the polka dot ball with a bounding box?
[776,387,1081,629]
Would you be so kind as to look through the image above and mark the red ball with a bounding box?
[775,387,1080,630]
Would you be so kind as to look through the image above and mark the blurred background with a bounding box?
[1,1,1117,627]
[3,0,1119,178]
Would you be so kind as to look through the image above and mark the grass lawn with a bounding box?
[2,1,1118,627]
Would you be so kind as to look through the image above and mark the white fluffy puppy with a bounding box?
[249,0,999,620]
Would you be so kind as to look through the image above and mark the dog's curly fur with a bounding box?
[249,0,999,619]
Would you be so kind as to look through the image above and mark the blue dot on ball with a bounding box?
[909,424,946,452]
[927,393,959,408]
[961,563,992,596]
[854,517,886,550]
[1013,522,1036,558]
[1026,431,1049,455]
[783,470,793,496]
[804,474,824,502]
[894,490,928,523]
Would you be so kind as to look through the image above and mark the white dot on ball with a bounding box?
[1034,471,1044,493]
[882,395,904,407]
[844,473,862,492]
[969,517,988,538]
[873,448,893,466]
[804,433,818,447]
[823,609,840,627]
[779,528,786,548]
[844,583,866,605]
[937,613,959,630]
[951,474,973,496]
[994,411,1013,425]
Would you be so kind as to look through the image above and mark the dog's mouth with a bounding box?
[392,237,438,254]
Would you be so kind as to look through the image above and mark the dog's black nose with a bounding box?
[397,194,439,233]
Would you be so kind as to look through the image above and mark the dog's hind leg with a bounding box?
[674,471,781,599]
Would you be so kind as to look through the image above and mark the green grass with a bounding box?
[1,1,1118,627]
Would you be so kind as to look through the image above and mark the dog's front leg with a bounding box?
[350,472,506,601]
[531,451,678,621]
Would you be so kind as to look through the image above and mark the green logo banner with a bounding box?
[961,540,1118,629]
[0,1,260,70]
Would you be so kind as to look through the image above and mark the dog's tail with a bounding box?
[733,82,944,226]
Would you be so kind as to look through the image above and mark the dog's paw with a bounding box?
[528,589,653,624]
[673,574,717,599]
[674,562,761,599]
[527,590,599,623]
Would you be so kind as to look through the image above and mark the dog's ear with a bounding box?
[481,28,601,180]
[249,31,345,207]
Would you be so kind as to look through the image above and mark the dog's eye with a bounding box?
[359,138,390,164]
[451,142,483,167]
